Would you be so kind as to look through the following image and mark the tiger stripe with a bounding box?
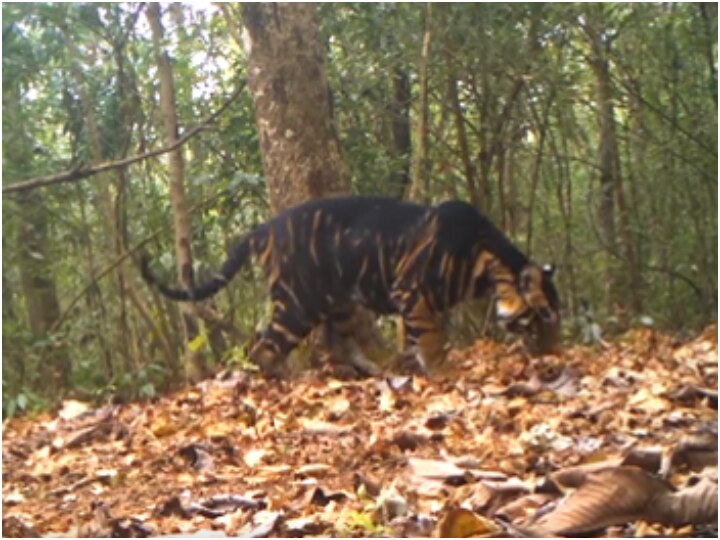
[140,196,561,378]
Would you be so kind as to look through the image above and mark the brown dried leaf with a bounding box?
[648,476,718,526]
[549,459,623,490]
[671,431,719,470]
[407,457,465,480]
[533,466,674,535]
[236,510,282,538]
[437,508,503,538]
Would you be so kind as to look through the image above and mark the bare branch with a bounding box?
[3,81,246,196]
[50,184,251,333]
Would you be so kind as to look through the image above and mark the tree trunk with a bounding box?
[446,67,479,208]
[409,3,433,202]
[389,65,412,198]
[5,84,70,393]
[586,8,642,314]
[240,3,348,212]
[147,2,206,382]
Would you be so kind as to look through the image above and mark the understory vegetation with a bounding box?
[2,3,717,413]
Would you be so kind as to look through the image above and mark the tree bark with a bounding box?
[240,3,348,212]
[147,2,205,381]
[585,6,642,314]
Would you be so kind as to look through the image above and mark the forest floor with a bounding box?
[2,326,717,538]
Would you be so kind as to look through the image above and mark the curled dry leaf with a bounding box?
[236,510,283,538]
[499,365,579,398]
[669,384,718,408]
[533,465,718,535]
[532,466,673,534]
[437,508,503,538]
[309,486,351,506]
[58,399,92,421]
[648,475,718,527]
[393,430,430,451]
[285,514,328,535]
[178,443,215,471]
[353,472,382,497]
[374,484,409,523]
[670,431,719,470]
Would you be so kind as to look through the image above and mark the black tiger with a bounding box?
[140,196,561,378]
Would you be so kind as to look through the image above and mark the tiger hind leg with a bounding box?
[250,304,313,379]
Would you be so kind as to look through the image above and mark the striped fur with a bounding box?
[140,196,560,377]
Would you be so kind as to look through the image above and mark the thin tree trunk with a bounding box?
[525,85,555,254]
[76,182,114,378]
[698,3,718,107]
[6,84,70,394]
[447,71,479,207]
[389,65,412,198]
[585,7,642,314]
[409,3,433,202]
[147,2,205,382]
[67,43,131,372]
[504,140,517,236]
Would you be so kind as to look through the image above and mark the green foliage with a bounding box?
[2,3,716,409]
[3,384,48,419]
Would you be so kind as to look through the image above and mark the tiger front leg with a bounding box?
[249,339,288,379]
[400,296,447,374]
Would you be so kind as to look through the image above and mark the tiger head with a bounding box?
[494,263,561,354]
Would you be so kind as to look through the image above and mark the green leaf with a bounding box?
[189,331,208,353]
[16,393,28,411]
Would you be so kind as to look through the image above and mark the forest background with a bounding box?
[2,3,717,416]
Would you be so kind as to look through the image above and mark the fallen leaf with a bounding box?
[533,466,674,534]
[437,508,502,537]
[295,463,331,478]
[236,510,282,538]
[58,399,92,420]
[648,475,718,526]
[407,457,465,480]
[179,443,215,471]
[244,448,267,468]
[628,387,670,415]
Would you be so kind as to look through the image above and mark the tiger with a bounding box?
[140,196,561,378]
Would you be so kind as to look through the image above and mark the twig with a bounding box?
[50,185,250,333]
[3,81,246,195]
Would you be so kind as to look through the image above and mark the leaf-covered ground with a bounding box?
[2,326,717,538]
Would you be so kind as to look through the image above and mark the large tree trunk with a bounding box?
[147,2,206,382]
[240,3,348,212]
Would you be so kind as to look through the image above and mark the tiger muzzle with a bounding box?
[502,308,561,355]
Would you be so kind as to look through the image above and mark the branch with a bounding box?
[3,81,246,195]
[50,184,252,333]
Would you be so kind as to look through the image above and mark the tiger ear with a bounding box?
[472,252,494,278]
[542,264,556,278]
